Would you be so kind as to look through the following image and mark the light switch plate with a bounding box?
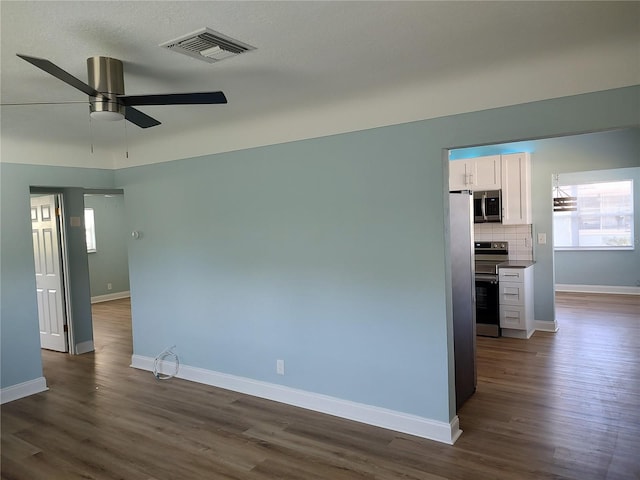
[537,233,547,245]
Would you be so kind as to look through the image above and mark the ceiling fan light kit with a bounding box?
[90,110,125,121]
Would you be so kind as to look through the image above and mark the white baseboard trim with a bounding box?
[75,340,95,354]
[131,355,461,445]
[555,284,640,296]
[534,320,559,333]
[91,291,131,304]
[501,328,535,339]
[1,377,48,404]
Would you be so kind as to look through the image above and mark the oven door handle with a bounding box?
[475,274,498,284]
[481,192,487,221]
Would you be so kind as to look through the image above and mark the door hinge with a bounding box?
[63,324,68,332]
[55,207,61,217]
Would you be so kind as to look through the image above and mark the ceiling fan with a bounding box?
[16,54,227,128]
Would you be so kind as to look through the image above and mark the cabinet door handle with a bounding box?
[481,192,487,220]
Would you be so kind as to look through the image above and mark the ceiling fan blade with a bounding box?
[17,54,99,97]
[0,101,88,106]
[117,91,227,106]
[124,106,161,129]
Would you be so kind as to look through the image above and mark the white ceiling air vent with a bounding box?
[160,28,255,64]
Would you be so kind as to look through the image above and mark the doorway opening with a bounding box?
[30,187,132,358]
[83,191,132,351]
[447,127,640,413]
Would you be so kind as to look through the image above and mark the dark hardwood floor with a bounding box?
[2,292,639,479]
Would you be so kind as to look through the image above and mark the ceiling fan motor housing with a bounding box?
[87,56,125,118]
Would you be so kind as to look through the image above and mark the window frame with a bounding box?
[553,179,634,251]
[85,207,97,253]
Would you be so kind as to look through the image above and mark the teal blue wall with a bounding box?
[2,86,638,426]
[84,194,130,297]
[118,124,452,420]
[451,128,640,319]
[0,164,115,388]
[61,187,94,345]
[115,86,640,423]
[554,165,640,286]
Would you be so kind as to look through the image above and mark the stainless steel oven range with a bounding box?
[474,241,508,337]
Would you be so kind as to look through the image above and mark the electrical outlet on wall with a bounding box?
[276,359,285,375]
[107,283,113,291]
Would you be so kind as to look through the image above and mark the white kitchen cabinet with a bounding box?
[449,155,501,191]
[499,282,525,306]
[449,160,470,191]
[501,152,532,225]
[499,266,534,339]
[450,152,532,224]
[499,268,526,283]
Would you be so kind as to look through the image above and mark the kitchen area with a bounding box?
[450,152,536,409]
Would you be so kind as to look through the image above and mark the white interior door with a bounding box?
[31,194,68,352]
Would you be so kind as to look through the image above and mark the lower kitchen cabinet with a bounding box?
[499,266,534,339]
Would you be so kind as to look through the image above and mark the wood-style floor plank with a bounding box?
[2,293,639,479]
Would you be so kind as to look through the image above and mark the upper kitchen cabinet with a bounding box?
[449,155,501,191]
[501,153,532,225]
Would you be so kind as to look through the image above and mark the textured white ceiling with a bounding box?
[1,1,639,168]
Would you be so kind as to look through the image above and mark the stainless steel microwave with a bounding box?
[473,190,502,223]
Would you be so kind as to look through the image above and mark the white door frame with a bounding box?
[57,194,76,354]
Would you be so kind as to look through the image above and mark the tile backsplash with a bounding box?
[474,223,533,261]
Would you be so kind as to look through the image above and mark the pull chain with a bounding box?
[124,117,129,159]
[89,113,94,154]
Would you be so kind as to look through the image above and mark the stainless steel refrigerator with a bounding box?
[449,191,477,410]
